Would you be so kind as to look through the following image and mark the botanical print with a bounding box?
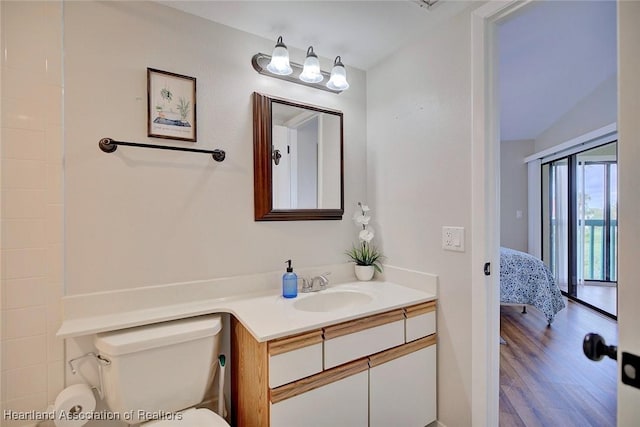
[148,68,196,141]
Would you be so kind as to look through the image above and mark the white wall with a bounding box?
[320,114,341,208]
[1,1,367,425]
[535,73,617,152]
[295,118,318,208]
[507,35,617,258]
[367,4,477,426]
[64,1,367,295]
[0,1,65,425]
[500,139,534,252]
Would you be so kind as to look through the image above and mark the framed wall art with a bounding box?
[147,68,197,142]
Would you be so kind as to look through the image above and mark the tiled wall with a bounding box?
[1,1,65,425]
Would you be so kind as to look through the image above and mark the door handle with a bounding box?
[584,334,640,391]
[272,148,282,165]
[583,333,618,361]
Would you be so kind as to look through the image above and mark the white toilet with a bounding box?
[94,315,229,426]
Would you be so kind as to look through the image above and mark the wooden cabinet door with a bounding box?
[369,338,437,427]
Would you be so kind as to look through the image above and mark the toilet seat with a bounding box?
[143,408,229,427]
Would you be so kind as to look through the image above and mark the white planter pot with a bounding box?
[355,265,375,281]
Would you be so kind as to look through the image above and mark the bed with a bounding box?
[500,247,565,324]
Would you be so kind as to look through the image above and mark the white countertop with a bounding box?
[57,279,436,342]
[230,281,436,341]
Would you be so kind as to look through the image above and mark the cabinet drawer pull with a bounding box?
[369,334,437,368]
[268,330,323,356]
[323,309,405,340]
[404,300,436,318]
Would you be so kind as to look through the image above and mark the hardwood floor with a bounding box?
[577,283,617,316]
[499,300,618,427]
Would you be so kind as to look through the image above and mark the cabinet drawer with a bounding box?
[405,301,436,342]
[324,309,405,369]
[268,330,323,388]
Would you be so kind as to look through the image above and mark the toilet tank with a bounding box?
[94,315,222,422]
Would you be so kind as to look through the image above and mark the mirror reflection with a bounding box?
[253,92,344,221]
[271,103,342,210]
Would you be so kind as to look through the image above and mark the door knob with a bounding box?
[583,333,618,361]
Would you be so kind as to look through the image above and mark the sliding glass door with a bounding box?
[542,158,569,293]
[542,141,617,317]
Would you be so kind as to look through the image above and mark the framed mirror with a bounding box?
[253,92,344,221]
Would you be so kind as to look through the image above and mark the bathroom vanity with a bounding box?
[57,266,438,427]
[231,299,436,427]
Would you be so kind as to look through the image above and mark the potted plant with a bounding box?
[346,202,384,281]
[177,97,190,124]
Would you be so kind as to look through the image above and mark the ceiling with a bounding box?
[159,0,469,70]
[498,0,617,141]
[159,0,617,142]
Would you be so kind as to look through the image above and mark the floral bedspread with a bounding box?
[500,247,565,324]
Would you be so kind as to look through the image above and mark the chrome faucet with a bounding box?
[301,272,331,292]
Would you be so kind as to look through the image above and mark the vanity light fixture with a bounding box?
[299,46,323,83]
[251,37,349,94]
[266,36,293,75]
[413,0,441,10]
[326,56,349,91]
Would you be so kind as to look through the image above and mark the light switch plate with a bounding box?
[442,226,465,252]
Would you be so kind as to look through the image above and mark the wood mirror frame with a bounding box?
[253,92,344,221]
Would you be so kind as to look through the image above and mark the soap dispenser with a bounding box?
[282,259,298,298]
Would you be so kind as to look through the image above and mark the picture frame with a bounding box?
[147,68,197,142]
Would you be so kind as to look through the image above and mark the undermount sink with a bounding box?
[293,290,373,313]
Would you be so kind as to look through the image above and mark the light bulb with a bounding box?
[299,46,323,83]
[326,56,349,91]
[266,36,293,76]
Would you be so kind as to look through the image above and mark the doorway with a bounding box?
[471,0,619,424]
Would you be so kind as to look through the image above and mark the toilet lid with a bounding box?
[143,408,229,427]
